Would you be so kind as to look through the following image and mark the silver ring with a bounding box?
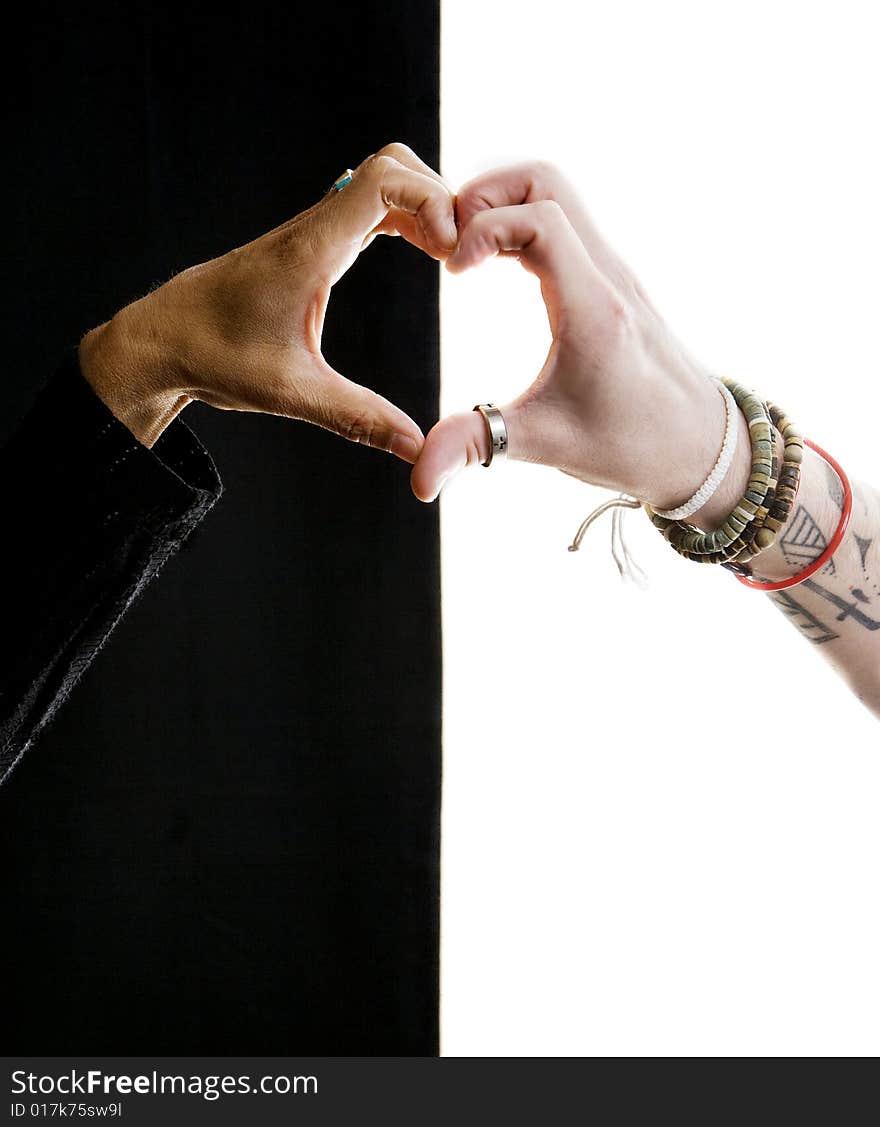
[473,403,508,467]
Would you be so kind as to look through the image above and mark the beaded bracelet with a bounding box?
[646,379,804,569]
[730,439,851,591]
[646,379,776,558]
[667,446,779,565]
[710,397,804,566]
[569,380,842,592]
[723,399,803,568]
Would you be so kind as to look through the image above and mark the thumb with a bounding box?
[411,407,512,502]
[299,357,425,464]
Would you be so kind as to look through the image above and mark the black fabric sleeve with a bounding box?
[0,353,222,786]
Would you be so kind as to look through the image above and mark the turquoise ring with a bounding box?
[328,168,354,193]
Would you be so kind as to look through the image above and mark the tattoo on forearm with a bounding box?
[771,580,880,644]
[825,461,845,509]
[780,504,835,575]
[855,534,872,571]
[771,589,840,644]
[801,579,880,631]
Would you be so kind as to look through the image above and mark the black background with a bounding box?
[0,2,441,1053]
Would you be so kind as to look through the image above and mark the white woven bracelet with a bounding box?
[654,379,739,521]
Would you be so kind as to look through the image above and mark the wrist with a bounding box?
[688,403,752,530]
[78,297,190,448]
[646,374,746,523]
[689,421,846,585]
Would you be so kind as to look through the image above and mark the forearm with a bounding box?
[696,423,880,715]
[760,453,880,714]
[0,357,221,786]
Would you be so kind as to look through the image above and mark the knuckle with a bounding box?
[533,198,564,225]
[473,218,503,256]
[379,141,414,162]
[420,183,451,219]
[339,408,379,448]
[363,154,399,202]
[530,159,561,192]
[470,206,498,233]
[366,152,396,180]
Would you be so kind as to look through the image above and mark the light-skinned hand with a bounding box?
[411,161,744,526]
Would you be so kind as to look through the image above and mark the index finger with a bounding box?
[374,141,450,189]
[318,153,457,278]
[367,143,456,257]
[447,199,613,334]
[456,162,644,298]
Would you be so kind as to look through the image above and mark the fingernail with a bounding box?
[390,434,421,463]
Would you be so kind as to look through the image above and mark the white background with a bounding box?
[439,0,880,1055]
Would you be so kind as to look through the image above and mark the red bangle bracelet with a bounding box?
[733,438,852,592]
